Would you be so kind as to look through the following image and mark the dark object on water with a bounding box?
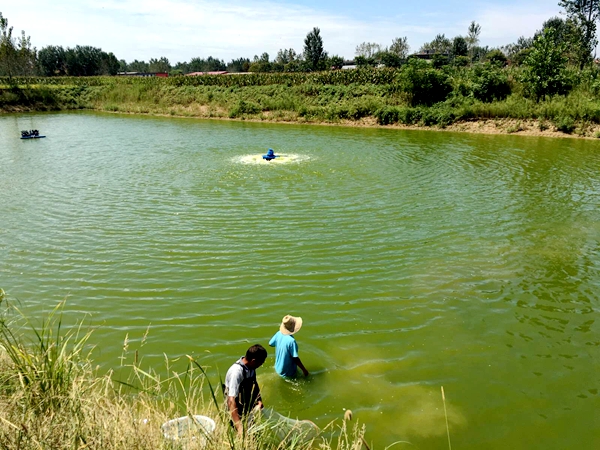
[21,129,45,139]
[262,148,277,161]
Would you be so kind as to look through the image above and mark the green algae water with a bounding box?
[1,112,599,449]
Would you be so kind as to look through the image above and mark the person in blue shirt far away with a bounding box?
[269,315,309,378]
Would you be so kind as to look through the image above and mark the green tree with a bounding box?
[100,52,119,75]
[355,41,381,58]
[431,53,450,68]
[485,49,508,66]
[249,53,271,72]
[38,45,66,76]
[470,45,490,62]
[420,34,452,54]
[64,46,103,76]
[452,36,468,57]
[148,56,170,73]
[328,54,344,69]
[378,51,403,68]
[389,37,410,58]
[0,13,36,81]
[0,13,18,80]
[503,36,533,65]
[354,55,371,67]
[128,59,149,72]
[559,0,599,68]
[469,63,511,101]
[467,21,481,60]
[227,57,250,73]
[522,27,571,101]
[248,52,270,72]
[399,58,453,106]
[303,27,328,71]
[275,48,297,64]
[187,56,226,73]
[542,15,593,67]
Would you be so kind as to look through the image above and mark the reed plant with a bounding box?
[0,294,366,450]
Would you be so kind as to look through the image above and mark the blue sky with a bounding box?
[2,0,561,63]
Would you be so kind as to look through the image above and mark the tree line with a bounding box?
[1,0,600,95]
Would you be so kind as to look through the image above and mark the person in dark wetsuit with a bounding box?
[224,344,267,434]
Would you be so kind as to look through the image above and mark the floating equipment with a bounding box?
[262,148,278,161]
[20,130,45,139]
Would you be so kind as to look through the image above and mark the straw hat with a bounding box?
[280,315,303,335]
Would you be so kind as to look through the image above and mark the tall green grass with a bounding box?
[0,293,367,450]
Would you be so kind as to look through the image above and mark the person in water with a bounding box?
[224,344,267,434]
[263,148,277,161]
[269,315,309,378]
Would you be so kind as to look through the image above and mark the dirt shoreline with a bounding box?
[5,105,600,140]
[80,109,600,140]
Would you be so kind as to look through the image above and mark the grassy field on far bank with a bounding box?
[3,64,600,138]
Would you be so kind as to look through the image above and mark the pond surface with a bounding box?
[1,112,599,449]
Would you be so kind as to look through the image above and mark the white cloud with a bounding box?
[476,3,562,47]
[1,0,564,62]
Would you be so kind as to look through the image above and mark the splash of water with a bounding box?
[234,154,311,164]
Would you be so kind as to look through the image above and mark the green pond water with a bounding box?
[1,112,599,449]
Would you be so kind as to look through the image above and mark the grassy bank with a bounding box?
[3,66,600,138]
[0,293,366,450]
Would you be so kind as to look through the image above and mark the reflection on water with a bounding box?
[1,113,599,450]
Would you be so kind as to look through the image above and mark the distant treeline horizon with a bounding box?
[2,1,600,78]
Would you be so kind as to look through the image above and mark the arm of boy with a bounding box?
[227,396,243,434]
[293,357,309,376]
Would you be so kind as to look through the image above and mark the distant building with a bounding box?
[339,60,385,69]
[116,72,169,77]
[185,71,228,76]
[341,60,357,70]
[410,50,450,60]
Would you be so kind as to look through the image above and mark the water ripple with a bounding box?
[2,114,600,449]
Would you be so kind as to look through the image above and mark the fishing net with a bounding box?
[256,407,320,442]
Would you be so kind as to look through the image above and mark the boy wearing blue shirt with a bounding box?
[269,315,309,378]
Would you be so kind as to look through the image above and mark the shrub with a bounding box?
[470,64,511,102]
[432,54,450,69]
[228,99,261,118]
[399,59,452,106]
[375,106,400,125]
[419,105,457,127]
[522,28,571,101]
[555,115,575,133]
[591,79,600,97]
[486,50,508,67]
[506,121,524,133]
[453,56,470,67]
